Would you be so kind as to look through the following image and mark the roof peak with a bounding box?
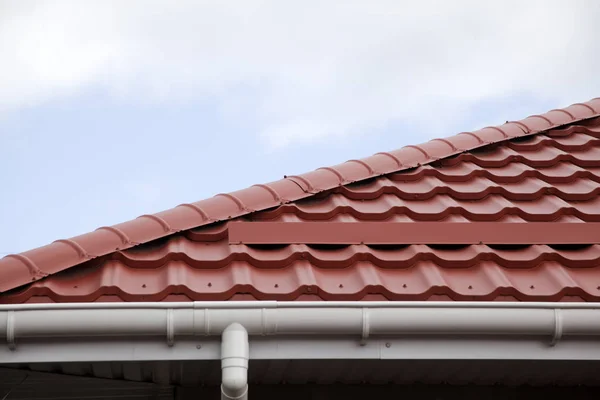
[2,98,600,293]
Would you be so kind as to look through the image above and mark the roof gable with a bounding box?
[1,98,599,297]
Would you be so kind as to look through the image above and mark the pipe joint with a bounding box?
[360,307,370,346]
[550,308,563,347]
[6,311,15,351]
[166,309,175,347]
[221,323,249,400]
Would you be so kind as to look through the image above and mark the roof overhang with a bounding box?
[2,363,600,398]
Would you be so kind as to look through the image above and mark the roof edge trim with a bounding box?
[3,300,600,310]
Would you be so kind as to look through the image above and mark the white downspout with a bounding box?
[221,323,249,400]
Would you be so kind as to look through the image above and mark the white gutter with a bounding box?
[3,301,600,340]
[3,301,600,399]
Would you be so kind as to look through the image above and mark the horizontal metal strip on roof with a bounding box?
[228,222,600,245]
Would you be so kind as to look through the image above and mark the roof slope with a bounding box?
[1,99,600,302]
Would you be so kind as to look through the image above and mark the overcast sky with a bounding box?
[1,0,600,253]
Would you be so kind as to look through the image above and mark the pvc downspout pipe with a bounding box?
[221,323,249,400]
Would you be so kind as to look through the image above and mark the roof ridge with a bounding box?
[2,98,599,293]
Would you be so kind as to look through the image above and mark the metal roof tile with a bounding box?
[2,98,600,302]
[6,259,600,303]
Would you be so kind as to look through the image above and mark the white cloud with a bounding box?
[1,0,599,147]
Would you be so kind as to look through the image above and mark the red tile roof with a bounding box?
[1,99,600,303]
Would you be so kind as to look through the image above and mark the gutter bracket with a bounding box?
[550,308,563,347]
[6,311,15,351]
[360,308,370,346]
